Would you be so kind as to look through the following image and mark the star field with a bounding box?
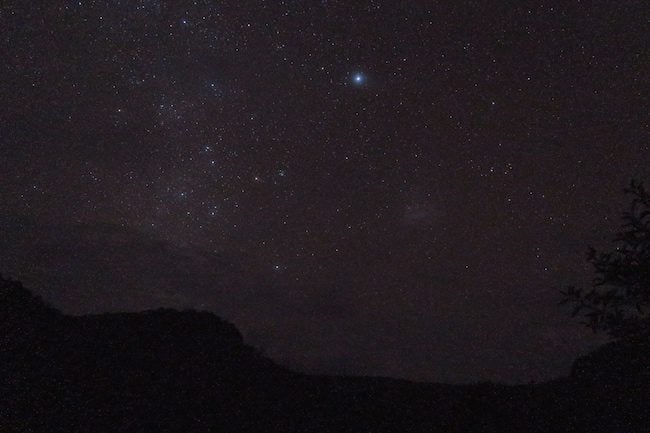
[1,1,648,383]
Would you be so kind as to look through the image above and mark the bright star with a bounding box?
[352,72,365,85]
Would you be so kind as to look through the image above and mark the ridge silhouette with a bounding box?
[1,275,648,432]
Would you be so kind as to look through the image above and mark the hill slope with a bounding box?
[1,275,648,432]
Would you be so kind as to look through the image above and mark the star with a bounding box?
[351,72,366,85]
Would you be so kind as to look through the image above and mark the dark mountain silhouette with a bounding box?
[1,275,649,432]
[571,336,650,383]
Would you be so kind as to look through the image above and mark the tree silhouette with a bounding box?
[561,180,650,339]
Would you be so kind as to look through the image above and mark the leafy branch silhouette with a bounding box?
[560,180,650,339]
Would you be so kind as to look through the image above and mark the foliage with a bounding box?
[560,180,650,339]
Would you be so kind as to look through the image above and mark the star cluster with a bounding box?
[1,1,648,383]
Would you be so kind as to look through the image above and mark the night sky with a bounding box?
[1,1,648,383]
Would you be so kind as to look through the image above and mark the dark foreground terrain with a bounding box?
[1,275,648,432]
